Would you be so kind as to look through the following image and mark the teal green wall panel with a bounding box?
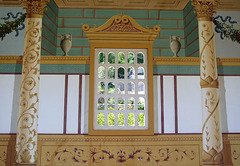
[40,64,90,74]
[160,11,183,19]
[84,9,94,17]
[57,28,82,37]
[183,1,193,17]
[161,48,185,57]
[137,19,178,29]
[68,48,82,56]
[42,25,55,43]
[83,48,90,56]
[44,6,56,23]
[149,10,158,19]
[56,47,81,56]
[153,48,160,57]
[160,29,184,38]
[184,18,198,36]
[95,9,148,19]
[64,18,107,27]
[185,40,199,57]
[57,18,63,27]
[42,16,57,34]
[218,66,240,75]
[178,20,185,29]
[41,38,56,55]
[48,0,58,15]
[185,10,197,25]
[0,64,22,73]
[187,27,198,45]
[153,65,200,75]
[58,9,83,17]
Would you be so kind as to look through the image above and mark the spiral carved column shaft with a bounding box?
[192,0,224,165]
[15,0,48,165]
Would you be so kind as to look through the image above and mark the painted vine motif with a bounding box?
[43,147,196,165]
[15,19,42,163]
[0,150,7,165]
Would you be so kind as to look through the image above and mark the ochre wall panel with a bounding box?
[1,134,240,166]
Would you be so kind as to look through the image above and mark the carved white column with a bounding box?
[192,0,224,165]
[15,0,49,165]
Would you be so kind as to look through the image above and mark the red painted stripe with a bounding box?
[174,75,178,134]
[63,74,68,134]
[160,75,164,134]
[78,74,83,134]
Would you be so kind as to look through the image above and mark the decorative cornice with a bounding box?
[192,0,219,21]
[82,13,160,44]
[22,0,49,18]
[0,56,240,66]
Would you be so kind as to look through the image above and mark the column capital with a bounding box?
[22,0,49,18]
[192,0,219,21]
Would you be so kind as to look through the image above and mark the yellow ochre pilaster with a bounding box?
[192,0,224,165]
[15,0,49,165]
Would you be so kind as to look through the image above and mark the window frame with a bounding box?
[88,43,154,135]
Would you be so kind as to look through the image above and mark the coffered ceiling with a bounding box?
[0,0,240,10]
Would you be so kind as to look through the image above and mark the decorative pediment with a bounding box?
[82,13,160,44]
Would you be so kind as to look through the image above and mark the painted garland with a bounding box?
[0,13,26,40]
[213,16,240,44]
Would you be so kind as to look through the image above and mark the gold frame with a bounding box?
[82,14,160,135]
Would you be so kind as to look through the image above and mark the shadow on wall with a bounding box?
[10,74,21,133]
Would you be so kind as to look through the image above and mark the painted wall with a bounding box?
[0,7,26,55]
[214,11,240,58]
[1,73,240,134]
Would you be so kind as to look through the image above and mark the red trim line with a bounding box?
[63,74,68,134]
[160,75,164,134]
[78,74,83,134]
[174,75,178,134]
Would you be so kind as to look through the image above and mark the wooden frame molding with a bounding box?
[82,13,160,135]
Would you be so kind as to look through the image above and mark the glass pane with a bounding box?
[128,82,135,94]
[107,113,115,126]
[118,67,125,79]
[98,66,105,79]
[107,97,115,110]
[128,67,135,79]
[98,52,105,64]
[97,97,105,110]
[108,52,115,64]
[118,113,125,126]
[97,113,105,126]
[138,82,145,94]
[138,67,144,79]
[108,82,115,94]
[98,82,105,94]
[118,52,125,64]
[118,98,125,110]
[128,113,135,126]
[128,97,135,110]
[137,52,144,64]
[108,66,115,79]
[138,97,145,110]
[138,113,145,126]
[117,83,125,94]
[128,52,134,64]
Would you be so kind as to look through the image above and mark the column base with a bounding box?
[202,149,224,166]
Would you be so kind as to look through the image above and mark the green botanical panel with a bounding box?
[128,113,135,126]
[118,113,125,126]
[108,113,115,126]
[138,113,145,126]
[97,113,105,126]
